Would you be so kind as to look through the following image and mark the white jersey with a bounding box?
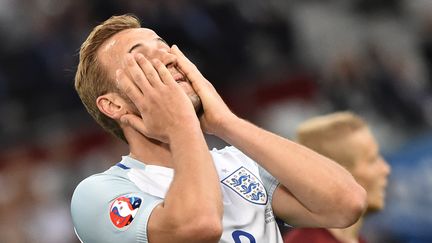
[71,146,283,243]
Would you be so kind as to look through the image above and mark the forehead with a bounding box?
[98,28,163,68]
[349,128,378,157]
[97,28,161,77]
[100,28,158,55]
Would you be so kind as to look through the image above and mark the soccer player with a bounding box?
[283,112,391,243]
[71,15,366,243]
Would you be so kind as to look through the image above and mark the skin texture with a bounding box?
[286,127,391,243]
[98,28,201,116]
[349,128,391,212]
[94,27,367,242]
[328,128,391,243]
[99,28,223,243]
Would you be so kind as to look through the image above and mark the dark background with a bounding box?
[0,0,431,242]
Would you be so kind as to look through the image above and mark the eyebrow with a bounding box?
[128,43,142,53]
[156,37,169,46]
[128,37,169,53]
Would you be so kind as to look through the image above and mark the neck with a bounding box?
[328,217,363,243]
[124,127,173,168]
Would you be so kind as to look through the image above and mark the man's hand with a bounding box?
[116,53,200,143]
[171,45,237,135]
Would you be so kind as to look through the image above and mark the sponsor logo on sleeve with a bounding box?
[109,195,142,229]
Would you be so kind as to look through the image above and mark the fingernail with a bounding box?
[120,116,127,124]
[115,69,121,86]
[116,69,122,78]
[135,53,144,61]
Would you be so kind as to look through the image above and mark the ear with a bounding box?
[96,93,128,120]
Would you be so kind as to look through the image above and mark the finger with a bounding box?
[120,114,148,135]
[125,53,152,92]
[116,69,147,105]
[171,45,206,83]
[152,59,177,86]
[134,53,163,88]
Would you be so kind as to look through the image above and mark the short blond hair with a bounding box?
[296,112,367,169]
[75,14,141,142]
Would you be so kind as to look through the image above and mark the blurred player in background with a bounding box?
[71,14,367,243]
[283,112,391,243]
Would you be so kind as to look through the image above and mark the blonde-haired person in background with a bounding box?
[283,112,391,243]
[71,14,367,243]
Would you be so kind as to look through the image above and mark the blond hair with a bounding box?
[296,112,367,169]
[74,14,141,142]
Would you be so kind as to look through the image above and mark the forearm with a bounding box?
[163,126,223,226]
[217,116,365,216]
[171,43,363,225]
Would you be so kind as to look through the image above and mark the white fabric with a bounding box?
[126,146,283,243]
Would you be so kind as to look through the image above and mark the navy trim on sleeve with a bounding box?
[116,163,130,170]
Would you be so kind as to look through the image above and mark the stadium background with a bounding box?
[0,0,431,242]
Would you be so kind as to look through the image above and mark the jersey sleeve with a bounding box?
[71,171,162,243]
[257,164,280,205]
[226,146,280,204]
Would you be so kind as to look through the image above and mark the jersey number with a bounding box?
[231,230,256,243]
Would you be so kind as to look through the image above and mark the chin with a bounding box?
[366,201,385,213]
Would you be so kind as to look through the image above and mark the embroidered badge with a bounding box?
[109,195,142,229]
[221,166,268,205]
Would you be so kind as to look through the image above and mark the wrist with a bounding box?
[213,113,241,139]
[167,118,202,142]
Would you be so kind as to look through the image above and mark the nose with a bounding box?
[381,157,391,176]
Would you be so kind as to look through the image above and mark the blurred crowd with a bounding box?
[0,0,432,242]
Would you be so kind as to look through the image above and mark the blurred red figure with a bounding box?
[283,112,391,243]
